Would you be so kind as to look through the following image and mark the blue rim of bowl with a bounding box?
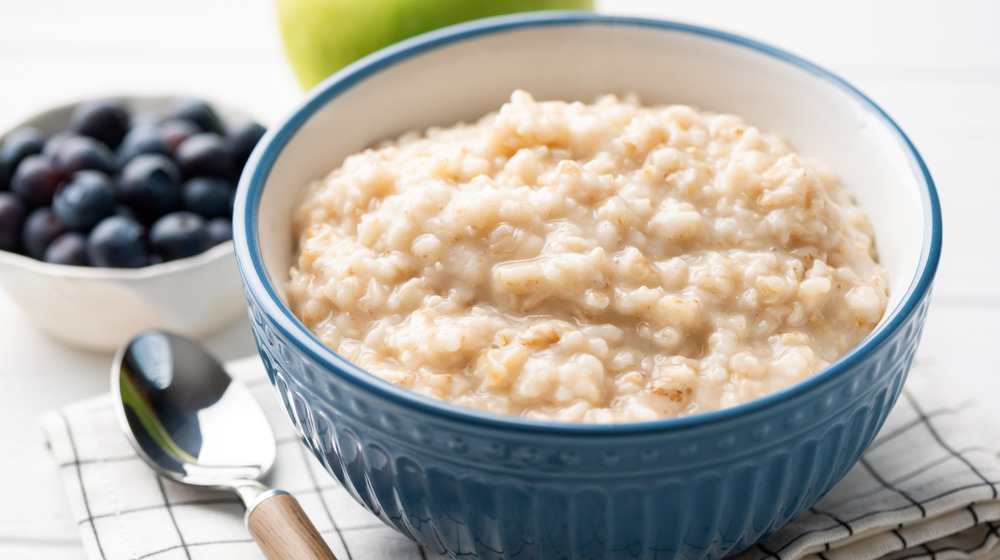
[235,11,942,437]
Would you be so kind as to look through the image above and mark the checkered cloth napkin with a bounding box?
[40,357,1000,560]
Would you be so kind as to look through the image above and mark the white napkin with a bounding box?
[40,358,1000,560]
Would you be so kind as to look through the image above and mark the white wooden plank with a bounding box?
[0,0,302,131]
[597,0,1000,75]
[919,301,1000,426]
[0,542,88,560]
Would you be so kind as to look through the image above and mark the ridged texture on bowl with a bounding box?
[245,282,931,560]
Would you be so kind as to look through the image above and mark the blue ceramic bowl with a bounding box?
[234,13,941,560]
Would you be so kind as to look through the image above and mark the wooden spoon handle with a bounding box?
[247,492,338,560]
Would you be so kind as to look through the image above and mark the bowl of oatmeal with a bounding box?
[234,12,941,560]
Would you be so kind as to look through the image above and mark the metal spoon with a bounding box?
[112,330,337,560]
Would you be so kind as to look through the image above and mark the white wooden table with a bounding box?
[1,1,997,558]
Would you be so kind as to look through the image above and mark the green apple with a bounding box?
[277,0,594,89]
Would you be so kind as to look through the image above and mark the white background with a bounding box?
[1,1,998,558]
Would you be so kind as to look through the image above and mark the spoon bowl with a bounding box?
[116,331,274,488]
[113,331,336,560]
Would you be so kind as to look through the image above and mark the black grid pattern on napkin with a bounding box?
[43,360,1000,560]
[45,366,446,560]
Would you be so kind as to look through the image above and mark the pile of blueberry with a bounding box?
[0,98,265,267]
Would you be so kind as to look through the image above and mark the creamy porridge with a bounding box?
[287,91,888,423]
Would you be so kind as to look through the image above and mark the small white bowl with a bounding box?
[0,96,251,352]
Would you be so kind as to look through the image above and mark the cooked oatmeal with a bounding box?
[287,90,888,423]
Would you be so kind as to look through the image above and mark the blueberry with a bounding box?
[52,134,115,176]
[168,98,223,135]
[10,155,61,207]
[116,123,170,167]
[87,215,147,268]
[0,160,8,192]
[22,207,67,259]
[206,217,233,246]
[41,131,74,159]
[159,119,200,152]
[70,99,130,149]
[0,192,27,252]
[112,203,141,222]
[118,154,182,222]
[149,211,209,262]
[181,177,231,218]
[175,133,231,178]
[44,232,90,266]
[53,171,116,232]
[226,119,266,171]
[0,128,45,179]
